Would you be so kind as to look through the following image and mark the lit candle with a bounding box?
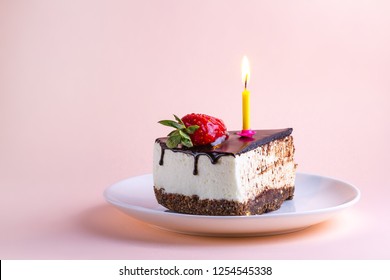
[242,56,251,130]
[238,56,255,138]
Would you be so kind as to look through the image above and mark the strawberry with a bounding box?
[158,113,228,148]
[181,113,228,146]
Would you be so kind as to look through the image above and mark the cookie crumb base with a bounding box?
[154,186,294,216]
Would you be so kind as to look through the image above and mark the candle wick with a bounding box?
[244,75,248,89]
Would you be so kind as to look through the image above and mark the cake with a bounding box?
[153,114,297,216]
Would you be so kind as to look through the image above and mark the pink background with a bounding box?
[1,0,389,259]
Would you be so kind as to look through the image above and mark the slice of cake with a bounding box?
[153,114,297,216]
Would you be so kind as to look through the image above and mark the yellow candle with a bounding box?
[242,85,250,130]
[241,56,251,130]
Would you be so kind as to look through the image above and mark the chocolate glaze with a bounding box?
[156,128,293,175]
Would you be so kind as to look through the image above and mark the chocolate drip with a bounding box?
[192,152,230,175]
[156,139,233,175]
[159,146,165,165]
[193,155,200,175]
[156,128,293,175]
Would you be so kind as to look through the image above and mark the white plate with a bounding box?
[104,173,360,237]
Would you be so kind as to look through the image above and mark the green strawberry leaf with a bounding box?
[167,130,179,137]
[181,137,193,147]
[178,130,194,147]
[185,125,199,134]
[158,120,185,130]
[178,130,190,140]
[166,133,181,148]
[174,114,184,125]
[159,114,196,148]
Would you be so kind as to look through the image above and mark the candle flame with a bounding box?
[241,56,250,88]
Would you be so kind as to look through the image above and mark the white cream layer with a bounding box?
[153,140,296,203]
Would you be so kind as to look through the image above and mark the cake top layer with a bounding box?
[156,128,293,156]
